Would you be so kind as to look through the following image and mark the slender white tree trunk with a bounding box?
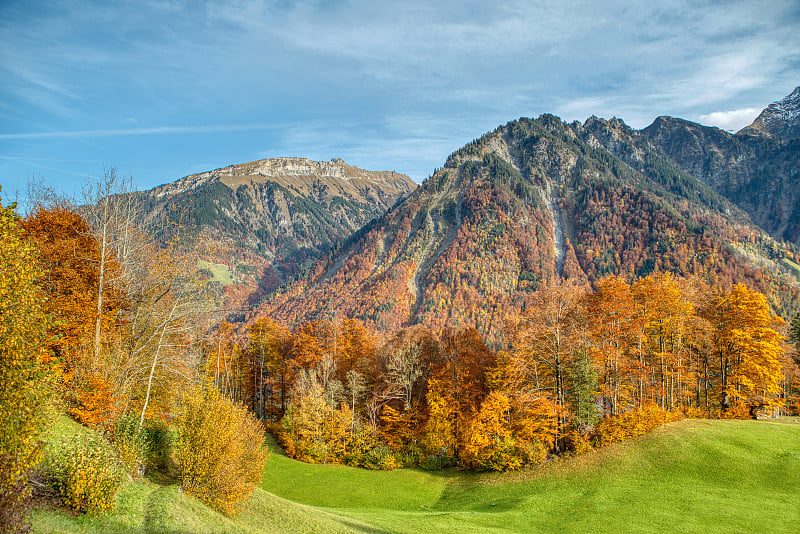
[139,303,177,430]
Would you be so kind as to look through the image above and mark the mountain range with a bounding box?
[139,85,800,336]
[642,108,800,246]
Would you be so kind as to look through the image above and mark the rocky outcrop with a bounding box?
[739,86,800,140]
[642,114,800,246]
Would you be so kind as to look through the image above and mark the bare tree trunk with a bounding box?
[84,168,146,363]
[139,309,172,429]
[94,219,107,360]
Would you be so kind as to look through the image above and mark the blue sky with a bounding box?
[2,0,799,204]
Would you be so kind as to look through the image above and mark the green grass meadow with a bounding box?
[33,418,800,533]
[198,260,235,286]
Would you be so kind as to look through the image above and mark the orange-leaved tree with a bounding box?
[586,275,640,415]
[460,391,546,471]
[632,272,696,410]
[247,317,292,421]
[23,203,124,427]
[438,326,497,446]
[509,278,587,451]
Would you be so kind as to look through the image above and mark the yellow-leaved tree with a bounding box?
[0,194,53,532]
[176,385,267,516]
[459,391,547,471]
[420,378,456,459]
[707,284,785,415]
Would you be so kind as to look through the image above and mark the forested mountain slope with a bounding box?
[259,114,800,342]
[137,157,414,296]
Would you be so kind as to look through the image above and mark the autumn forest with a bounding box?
[2,117,800,530]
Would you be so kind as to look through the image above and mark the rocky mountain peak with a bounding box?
[154,157,412,199]
[642,107,800,248]
[738,85,800,139]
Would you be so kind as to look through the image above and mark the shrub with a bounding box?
[592,404,683,447]
[0,197,53,532]
[69,372,118,429]
[462,436,546,471]
[460,392,545,471]
[721,402,751,420]
[106,415,147,477]
[680,405,704,419]
[45,432,122,514]
[395,442,424,468]
[176,386,268,516]
[420,448,455,471]
[565,430,594,455]
[361,444,399,470]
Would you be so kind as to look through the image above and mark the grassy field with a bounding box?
[260,419,800,533]
[198,259,235,286]
[33,417,800,533]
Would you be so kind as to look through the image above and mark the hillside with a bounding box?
[260,114,800,342]
[260,418,800,533]
[138,157,415,298]
[642,87,800,246]
[30,415,370,534]
[35,418,800,533]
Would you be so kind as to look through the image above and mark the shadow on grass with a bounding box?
[144,467,179,487]
[332,518,392,533]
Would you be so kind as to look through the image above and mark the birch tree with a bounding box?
[81,168,159,374]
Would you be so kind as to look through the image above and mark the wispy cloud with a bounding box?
[0,156,91,178]
[2,0,799,196]
[0,123,284,140]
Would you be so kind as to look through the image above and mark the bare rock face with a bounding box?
[739,86,800,140]
[152,157,414,210]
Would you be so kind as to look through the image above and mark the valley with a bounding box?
[32,417,800,533]
[8,85,800,534]
[6,4,800,534]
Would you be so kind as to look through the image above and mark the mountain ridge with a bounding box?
[258,113,800,342]
[137,157,415,299]
[642,88,800,247]
[131,87,800,333]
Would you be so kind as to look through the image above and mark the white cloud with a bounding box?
[699,108,761,131]
[678,52,765,105]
